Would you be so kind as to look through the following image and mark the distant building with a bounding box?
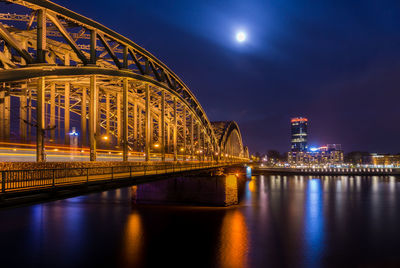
[288,144,344,166]
[291,117,308,152]
[370,154,400,167]
[288,117,344,166]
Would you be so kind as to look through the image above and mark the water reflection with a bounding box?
[122,210,143,267]
[246,166,252,179]
[219,210,249,268]
[1,175,400,267]
[304,179,324,267]
[248,178,256,193]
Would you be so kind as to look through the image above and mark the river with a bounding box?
[1,174,400,268]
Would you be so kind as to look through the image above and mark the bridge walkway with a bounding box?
[0,162,238,195]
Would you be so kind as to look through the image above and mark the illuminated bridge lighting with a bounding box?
[0,0,249,163]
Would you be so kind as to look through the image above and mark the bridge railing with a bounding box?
[0,161,244,193]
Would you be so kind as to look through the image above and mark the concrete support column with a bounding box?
[122,78,128,161]
[173,98,177,161]
[145,84,150,161]
[81,88,87,146]
[50,83,55,140]
[116,92,121,145]
[64,83,70,144]
[161,91,165,161]
[89,75,97,161]
[36,77,45,162]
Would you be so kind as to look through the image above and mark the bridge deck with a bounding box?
[0,162,234,195]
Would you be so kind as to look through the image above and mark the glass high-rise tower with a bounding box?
[291,117,308,152]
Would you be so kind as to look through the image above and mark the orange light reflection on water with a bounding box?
[122,210,143,267]
[219,210,249,268]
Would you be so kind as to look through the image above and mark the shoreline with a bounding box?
[253,167,400,176]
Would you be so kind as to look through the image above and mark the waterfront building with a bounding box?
[288,144,344,166]
[370,154,400,167]
[290,117,308,152]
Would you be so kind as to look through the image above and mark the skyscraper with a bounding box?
[291,117,308,152]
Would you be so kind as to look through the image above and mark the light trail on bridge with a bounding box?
[0,142,184,162]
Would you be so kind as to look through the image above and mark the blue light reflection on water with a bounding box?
[63,198,85,251]
[29,204,45,261]
[305,178,324,267]
[246,166,252,179]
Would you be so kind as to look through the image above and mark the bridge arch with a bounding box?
[0,0,247,162]
[211,121,247,159]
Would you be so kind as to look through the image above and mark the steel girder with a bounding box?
[0,0,217,145]
[0,0,246,161]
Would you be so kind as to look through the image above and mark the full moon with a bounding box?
[236,32,246,42]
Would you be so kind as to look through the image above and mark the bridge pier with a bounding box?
[131,171,246,206]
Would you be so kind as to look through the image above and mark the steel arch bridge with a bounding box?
[0,0,248,162]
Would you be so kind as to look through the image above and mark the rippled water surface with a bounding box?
[1,175,400,268]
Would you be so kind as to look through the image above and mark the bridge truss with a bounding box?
[0,0,248,162]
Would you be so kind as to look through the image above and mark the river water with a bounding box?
[1,175,400,268]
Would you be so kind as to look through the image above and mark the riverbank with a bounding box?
[253,166,400,176]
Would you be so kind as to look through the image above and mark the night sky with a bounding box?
[56,0,400,154]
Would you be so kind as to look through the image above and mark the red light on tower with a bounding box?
[291,117,308,123]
